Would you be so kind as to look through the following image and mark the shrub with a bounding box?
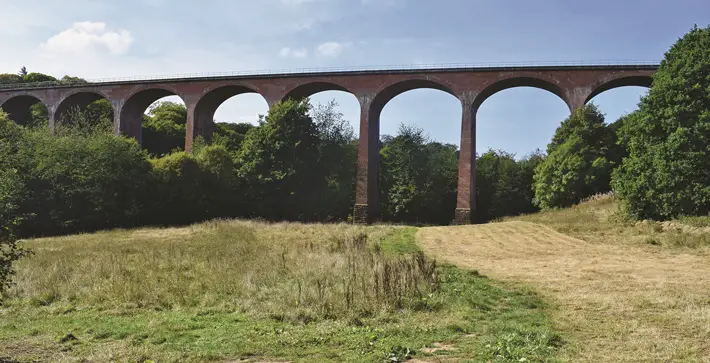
[12,127,151,236]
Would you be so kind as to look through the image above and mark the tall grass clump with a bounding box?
[8,222,439,322]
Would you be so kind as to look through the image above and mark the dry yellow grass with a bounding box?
[418,220,710,362]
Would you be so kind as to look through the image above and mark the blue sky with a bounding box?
[1,0,708,156]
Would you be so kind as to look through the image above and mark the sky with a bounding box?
[1,0,709,157]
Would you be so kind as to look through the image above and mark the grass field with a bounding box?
[0,221,560,362]
[4,193,709,362]
[419,194,710,362]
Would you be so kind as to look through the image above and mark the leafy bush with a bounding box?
[20,129,151,236]
[148,151,206,225]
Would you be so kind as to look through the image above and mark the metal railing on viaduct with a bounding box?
[0,61,660,224]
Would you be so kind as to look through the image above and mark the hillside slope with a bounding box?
[418,197,710,362]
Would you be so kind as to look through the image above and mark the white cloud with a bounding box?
[317,41,345,57]
[39,21,134,56]
[279,47,308,58]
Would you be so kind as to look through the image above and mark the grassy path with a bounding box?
[418,221,710,362]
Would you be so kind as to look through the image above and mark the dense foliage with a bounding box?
[477,149,545,221]
[0,111,31,298]
[533,104,618,209]
[379,125,458,225]
[612,25,710,220]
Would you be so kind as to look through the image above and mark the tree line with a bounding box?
[1,24,709,297]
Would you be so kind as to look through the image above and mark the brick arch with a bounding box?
[370,78,456,117]
[584,75,653,104]
[121,84,185,105]
[472,76,567,110]
[54,90,113,124]
[0,93,49,126]
[119,86,187,145]
[191,83,267,146]
[282,81,352,102]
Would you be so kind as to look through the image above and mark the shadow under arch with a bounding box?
[473,77,567,111]
[585,76,653,105]
[371,79,456,117]
[1,95,48,126]
[283,82,352,102]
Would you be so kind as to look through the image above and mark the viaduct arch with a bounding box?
[0,64,657,224]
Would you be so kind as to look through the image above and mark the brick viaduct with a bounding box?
[0,64,658,224]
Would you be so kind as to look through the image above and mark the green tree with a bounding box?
[612,25,710,220]
[533,104,615,209]
[0,74,22,84]
[23,72,57,84]
[310,100,358,220]
[475,150,543,222]
[0,112,32,296]
[516,149,546,214]
[236,99,322,221]
[14,126,151,237]
[379,124,458,224]
[213,122,255,153]
[142,101,187,156]
[56,99,114,133]
[27,103,49,128]
[59,75,88,85]
[420,141,458,224]
[380,125,430,223]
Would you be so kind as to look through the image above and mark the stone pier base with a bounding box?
[353,204,370,224]
[454,208,473,225]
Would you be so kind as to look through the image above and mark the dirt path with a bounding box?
[418,221,710,362]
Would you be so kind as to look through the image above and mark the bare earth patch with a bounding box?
[418,221,710,362]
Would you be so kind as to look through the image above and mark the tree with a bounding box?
[60,75,87,84]
[533,104,616,209]
[236,99,322,221]
[13,124,151,237]
[516,149,546,214]
[0,74,22,84]
[23,72,57,84]
[310,100,358,220]
[56,99,114,133]
[379,124,458,224]
[213,122,255,153]
[142,101,187,156]
[18,66,27,77]
[380,124,430,222]
[612,25,710,220]
[0,111,31,297]
[420,141,458,224]
[475,149,543,222]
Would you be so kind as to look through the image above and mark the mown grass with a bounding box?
[1,221,561,362]
[509,192,710,249]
